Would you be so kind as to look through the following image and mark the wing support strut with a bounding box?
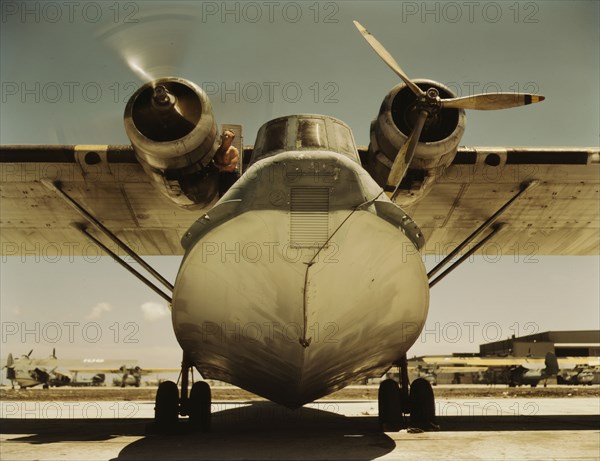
[72,223,172,303]
[427,180,539,287]
[429,224,504,288]
[41,179,174,296]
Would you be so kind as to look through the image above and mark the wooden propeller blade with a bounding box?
[387,110,429,193]
[441,93,545,110]
[353,20,424,97]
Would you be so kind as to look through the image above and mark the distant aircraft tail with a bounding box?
[5,353,16,381]
[544,352,559,376]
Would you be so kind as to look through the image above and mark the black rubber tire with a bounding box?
[409,377,437,430]
[155,380,179,426]
[378,378,402,431]
[189,381,212,432]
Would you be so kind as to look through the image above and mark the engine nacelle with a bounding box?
[124,77,220,208]
[368,79,466,206]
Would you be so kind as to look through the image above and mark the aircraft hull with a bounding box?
[172,208,429,408]
[12,376,41,388]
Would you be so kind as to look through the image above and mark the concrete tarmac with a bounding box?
[1,399,599,460]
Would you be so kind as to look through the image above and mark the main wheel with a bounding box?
[409,378,438,431]
[189,381,211,432]
[378,378,402,431]
[154,380,179,426]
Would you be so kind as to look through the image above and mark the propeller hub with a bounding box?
[389,80,463,144]
[417,87,442,115]
[426,88,439,100]
[151,85,176,111]
[407,86,443,131]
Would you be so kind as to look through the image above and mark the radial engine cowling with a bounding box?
[368,79,466,206]
[124,77,220,208]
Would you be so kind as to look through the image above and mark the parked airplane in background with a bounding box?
[419,353,599,387]
[558,369,595,385]
[2,351,175,388]
[4,349,71,389]
[1,20,598,432]
[504,352,559,387]
[112,366,147,387]
[557,359,599,385]
[107,365,179,387]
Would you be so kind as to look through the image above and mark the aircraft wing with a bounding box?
[51,367,73,379]
[421,356,547,367]
[1,145,598,256]
[402,147,599,256]
[433,366,489,373]
[557,357,600,369]
[69,367,126,374]
[422,356,600,372]
[138,368,180,375]
[68,367,179,374]
[1,145,200,256]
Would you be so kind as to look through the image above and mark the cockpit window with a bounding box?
[333,122,356,158]
[297,118,328,150]
[262,119,287,154]
[250,114,360,165]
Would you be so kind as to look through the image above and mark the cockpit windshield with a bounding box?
[250,114,360,164]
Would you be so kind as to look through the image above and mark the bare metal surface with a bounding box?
[1,146,598,256]
[41,179,173,291]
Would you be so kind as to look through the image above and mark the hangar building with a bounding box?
[479,330,600,357]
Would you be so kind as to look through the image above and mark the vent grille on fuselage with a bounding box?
[290,187,330,248]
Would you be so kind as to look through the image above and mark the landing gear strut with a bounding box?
[151,352,212,433]
[377,355,438,432]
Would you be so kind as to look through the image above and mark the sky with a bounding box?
[1,1,599,374]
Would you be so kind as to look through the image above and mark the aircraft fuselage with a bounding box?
[172,115,429,408]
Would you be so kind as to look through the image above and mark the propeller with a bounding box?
[95,4,203,134]
[387,109,428,195]
[130,81,201,139]
[353,20,425,98]
[96,6,199,84]
[353,20,545,194]
[441,93,545,110]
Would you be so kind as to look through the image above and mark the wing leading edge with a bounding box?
[1,145,598,256]
[405,147,599,256]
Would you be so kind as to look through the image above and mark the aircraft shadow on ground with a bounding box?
[2,402,395,460]
[2,402,599,460]
[113,402,396,461]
